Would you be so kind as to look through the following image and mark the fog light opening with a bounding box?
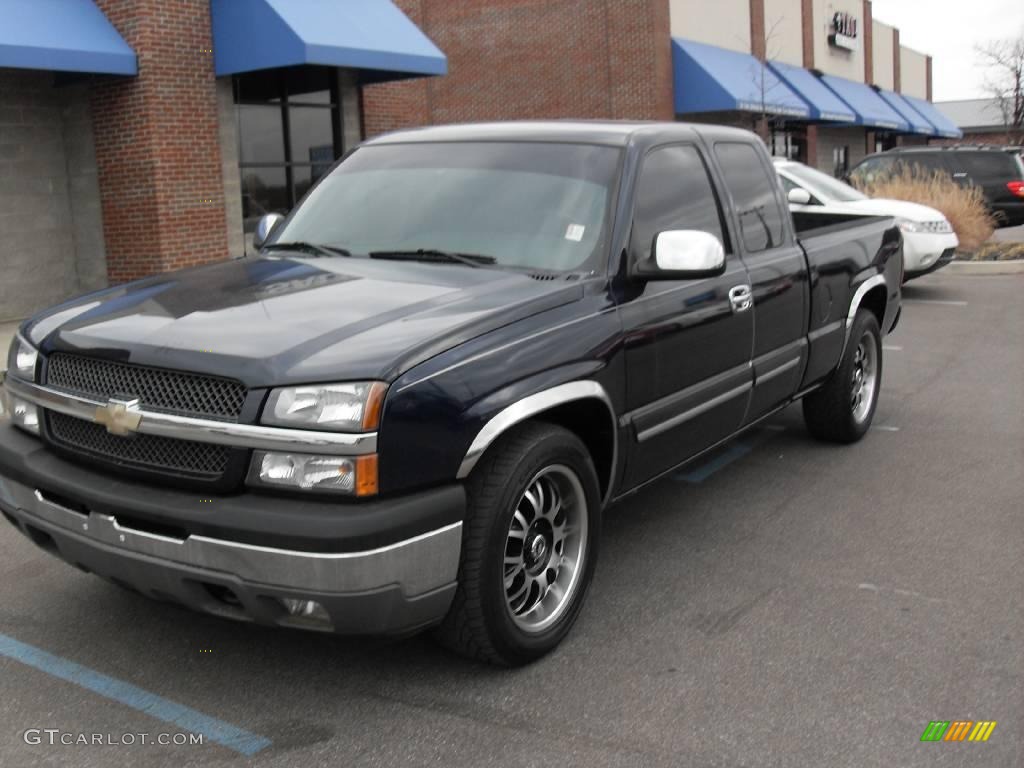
[279,598,332,627]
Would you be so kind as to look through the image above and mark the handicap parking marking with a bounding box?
[0,632,271,757]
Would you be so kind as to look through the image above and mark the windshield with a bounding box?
[272,141,621,273]
[782,162,867,203]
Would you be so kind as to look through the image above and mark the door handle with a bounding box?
[729,285,753,313]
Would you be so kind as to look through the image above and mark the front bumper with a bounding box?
[902,231,959,273]
[904,247,957,279]
[0,425,464,636]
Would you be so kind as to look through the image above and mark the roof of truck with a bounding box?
[364,120,758,147]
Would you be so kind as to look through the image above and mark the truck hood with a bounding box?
[25,256,584,386]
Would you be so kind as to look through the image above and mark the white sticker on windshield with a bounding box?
[565,224,586,242]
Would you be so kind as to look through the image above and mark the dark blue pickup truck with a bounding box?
[0,122,901,664]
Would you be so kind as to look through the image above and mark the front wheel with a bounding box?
[802,310,882,443]
[434,422,601,665]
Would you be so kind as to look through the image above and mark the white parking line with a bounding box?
[883,345,902,351]
[872,425,900,432]
[902,299,968,306]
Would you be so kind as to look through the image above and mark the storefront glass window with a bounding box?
[235,69,343,241]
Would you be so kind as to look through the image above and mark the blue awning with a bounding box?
[210,0,446,81]
[900,95,964,139]
[876,89,935,135]
[766,61,856,123]
[819,75,910,131]
[672,39,810,119]
[0,0,136,75]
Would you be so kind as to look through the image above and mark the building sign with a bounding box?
[829,12,859,52]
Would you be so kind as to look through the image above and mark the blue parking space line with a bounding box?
[0,632,271,757]
[677,442,752,484]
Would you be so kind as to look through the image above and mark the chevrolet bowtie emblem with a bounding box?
[94,397,143,436]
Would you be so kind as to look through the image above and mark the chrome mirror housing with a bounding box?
[253,213,285,250]
[651,230,726,277]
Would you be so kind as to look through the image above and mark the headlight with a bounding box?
[247,451,378,496]
[7,334,38,381]
[263,382,386,432]
[3,394,40,435]
[896,218,922,234]
[929,220,953,234]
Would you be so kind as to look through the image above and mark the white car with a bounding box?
[774,159,959,281]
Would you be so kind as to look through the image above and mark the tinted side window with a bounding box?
[631,145,728,263]
[851,155,894,184]
[714,142,786,253]
[900,153,950,176]
[958,152,1019,178]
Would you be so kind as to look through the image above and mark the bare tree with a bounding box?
[748,17,788,144]
[975,31,1024,141]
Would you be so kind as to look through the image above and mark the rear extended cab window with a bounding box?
[714,142,786,252]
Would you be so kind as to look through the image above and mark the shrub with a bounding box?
[851,166,995,252]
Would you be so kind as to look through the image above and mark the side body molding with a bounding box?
[456,380,618,503]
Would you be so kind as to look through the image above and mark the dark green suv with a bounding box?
[850,146,1024,228]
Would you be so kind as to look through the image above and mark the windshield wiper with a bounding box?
[369,248,496,268]
[263,241,352,258]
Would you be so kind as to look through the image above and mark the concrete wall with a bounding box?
[763,0,804,65]
[338,69,363,150]
[670,0,751,52]
[900,46,928,98]
[812,0,865,82]
[215,78,245,259]
[871,19,894,89]
[814,125,867,175]
[0,70,108,321]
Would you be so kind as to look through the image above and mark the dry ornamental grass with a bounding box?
[851,166,995,252]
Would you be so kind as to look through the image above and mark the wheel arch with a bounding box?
[456,381,618,507]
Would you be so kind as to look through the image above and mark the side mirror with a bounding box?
[645,230,726,279]
[787,187,812,205]
[253,213,285,250]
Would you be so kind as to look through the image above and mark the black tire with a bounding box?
[802,310,882,443]
[434,422,601,666]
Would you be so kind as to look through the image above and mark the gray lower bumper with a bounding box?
[0,475,461,636]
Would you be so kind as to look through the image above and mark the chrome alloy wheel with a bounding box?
[503,465,588,633]
[850,331,878,423]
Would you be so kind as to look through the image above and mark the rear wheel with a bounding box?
[802,310,882,443]
[435,422,600,665]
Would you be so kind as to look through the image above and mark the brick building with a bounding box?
[0,0,445,321]
[364,0,961,176]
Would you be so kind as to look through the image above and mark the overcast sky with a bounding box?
[870,0,1024,102]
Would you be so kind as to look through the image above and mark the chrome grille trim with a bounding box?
[4,375,378,456]
[48,412,231,478]
[47,354,246,421]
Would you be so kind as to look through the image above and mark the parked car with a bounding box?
[849,145,1024,228]
[775,158,958,280]
[0,122,902,665]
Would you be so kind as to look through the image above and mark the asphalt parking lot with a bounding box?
[1,272,1021,768]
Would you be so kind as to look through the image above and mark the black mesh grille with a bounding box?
[48,412,231,478]
[46,354,246,422]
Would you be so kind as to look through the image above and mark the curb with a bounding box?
[948,260,1024,276]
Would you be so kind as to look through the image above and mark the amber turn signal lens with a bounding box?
[355,454,379,497]
[361,382,388,430]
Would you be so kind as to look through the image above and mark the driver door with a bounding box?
[618,144,754,488]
